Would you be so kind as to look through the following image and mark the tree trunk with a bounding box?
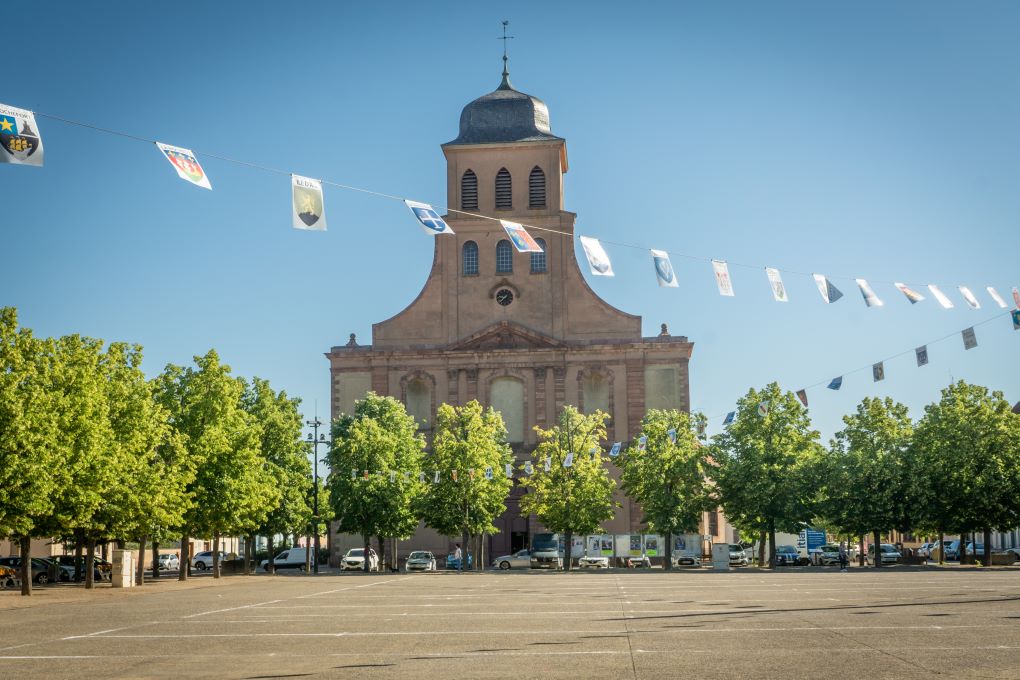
[245,535,254,575]
[136,535,147,586]
[151,541,160,580]
[872,531,882,568]
[85,538,96,589]
[564,530,573,572]
[461,528,469,573]
[212,533,221,579]
[937,530,945,565]
[304,533,312,572]
[179,534,190,581]
[767,520,777,569]
[363,534,371,573]
[267,535,275,574]
[19,535,32,596]
[376,536,385,572]
[327,526,333,569]
[758,530,766,567]
[858,534,866,567]
[664,530,673,571]
[73,537,83,582]
[983,528,992,567]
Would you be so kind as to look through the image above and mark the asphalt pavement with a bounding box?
[1,565,1019,679]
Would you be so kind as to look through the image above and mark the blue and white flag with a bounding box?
[0,103,44,166]
[580,236,614,276]
[651,249,679,288]
[563,452,574,468]
[757,402,768,417]
[827,376,843,390]
[638,435,648,452]
[524,460,534,475]
[986,287,1007,309]
[723,412,735,425]
[609,442,622,458]
[419,471,426,483]
[856,279,884,307]
[433,470,441,483]
[544,456,551,472]
[484,466,493,480]
[1012,309,1020,330]
[873,362,885,382]
[667,428,677,444]
[405,200,454,235]
[962,326,977,350]
[927,285,955,309]
[958,286,981,310]
[766,267,788,302]
[813,274,844,304]
[505,463,513,478]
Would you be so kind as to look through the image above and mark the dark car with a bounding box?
[52,555,107,581]
[0,557,55,584]
[775,545,804,566]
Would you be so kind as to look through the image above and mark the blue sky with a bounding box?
[3,1,1018,469]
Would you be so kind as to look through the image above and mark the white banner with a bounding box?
[986,287,1007,309]
[563,452,574,468]
[291,175,326,231]
[579,236,614,276]
[650,249,679,288]
[855,279,884,307]
[927,285,955,309]
[155,142,211,190]
[712,260,734,296]
[765,267,788,302]
[958,286,981,310]
[500,220,543,253]
[0,104,43,166]
[812,274,843,303]
[405,200,454,235]
[894,282,924,304]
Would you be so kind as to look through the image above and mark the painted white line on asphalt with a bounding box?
[181,599,283,619]
[294,576,412,599]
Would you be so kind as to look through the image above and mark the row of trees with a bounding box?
[0,308,317,595]
[328,381,1020,572]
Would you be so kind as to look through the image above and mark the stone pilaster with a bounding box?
[466,369,479,402]
[534,367,548,428]
[447,369,460,405]
[625,360,645,441]
[553,367,566,417]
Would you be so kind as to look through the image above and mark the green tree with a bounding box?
[618,410,711,571]
[913,381,1020,566]
[711,383,823,568]
[0,308,62,595]
[819,397,914,568]
[419,401,514,571]
[519,406,617,572]
[326,393,425,572]
[242,377,311,574]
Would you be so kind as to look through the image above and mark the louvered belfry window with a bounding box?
[495,168,512,210]
[529,166,546,208]
[461,170,478,210]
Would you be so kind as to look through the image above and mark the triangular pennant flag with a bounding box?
[757,402,768,417]
[405,200,454,235]
[962,327,977,350]
[915,345,929,367]
[579,236,614,276]
[484,466,493,480]
[433,470,441,483]
[986,287,1007,309]
[291,175,327,231]
[827,376,843,390]
[765,267,788,302]
[501,220,543,253]
[524,460,534,475]
[723,412,735,425]
[667,428,677,444]
[812,274,843,303]
[0,104,44,166]
[637,435,648,452]
[505,463,513,478]
[958,286,981,310]
[712,260,735,296]
[650,249,679,288]
[156,142,211,190]
[563,452,574,468]
[609,442,622,458]
[855,279,884,307]
[894,282,924,304]
[927,285,955,309]
[872,362,885,382]
[796,390,808,407]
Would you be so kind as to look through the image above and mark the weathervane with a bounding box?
[499,20,514,80]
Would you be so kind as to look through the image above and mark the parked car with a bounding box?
[728,544,749,566]
[157,553,180,571]
[626,554,652,568]
[191,551,229,571]
[815,544,842,566]
[964,543,986,559]
[917,542,934,558]
[492,549,531,570]
[867,544,902,565]
[260,548,314,571]
[671,550,698,567]
[341,548,379,571]
[52,555,107,581]
[0,564,19,589]
[0,557,53,584]
[445,552,473,570]
[404,551,437,572]
[37,557,75,582]
[579,555,610,569]
[994,547,1020,564]
[775,545,804,566]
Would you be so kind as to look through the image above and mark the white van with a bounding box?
[260,547,314,571]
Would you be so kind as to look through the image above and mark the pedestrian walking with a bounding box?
[454,543,463,573]
[838,543,848,571]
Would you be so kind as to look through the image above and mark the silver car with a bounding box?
[492,549,531,570]
[405,551,437,572]
[579,555,610,569]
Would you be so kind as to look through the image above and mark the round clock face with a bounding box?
[496,289,514,306]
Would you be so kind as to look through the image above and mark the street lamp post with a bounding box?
[306,418,331,575]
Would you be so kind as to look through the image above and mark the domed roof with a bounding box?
[445,73,564,146]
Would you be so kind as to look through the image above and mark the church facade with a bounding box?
[327,69,721,561]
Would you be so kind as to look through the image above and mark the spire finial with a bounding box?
[498,20,514,89]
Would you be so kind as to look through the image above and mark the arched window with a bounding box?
[406,378,432,429]
[461,170,478,210]
[581,372,610,415]
[462,240,478,276]
[490,377,524,443]
[495,167,512,210]
[530,238,547,274]
[529,166,546,208]
[496,239,513,273]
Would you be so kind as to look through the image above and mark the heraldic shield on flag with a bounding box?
[156,142,211,190]
[405,200,454,235]
[500,220,543,253]
[0,104,44,166]
[291,175,326,231]
[651,249,678,288]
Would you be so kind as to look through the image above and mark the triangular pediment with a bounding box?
[448,321,564,351]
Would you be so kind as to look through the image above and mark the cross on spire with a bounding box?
[498,20,514,88]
